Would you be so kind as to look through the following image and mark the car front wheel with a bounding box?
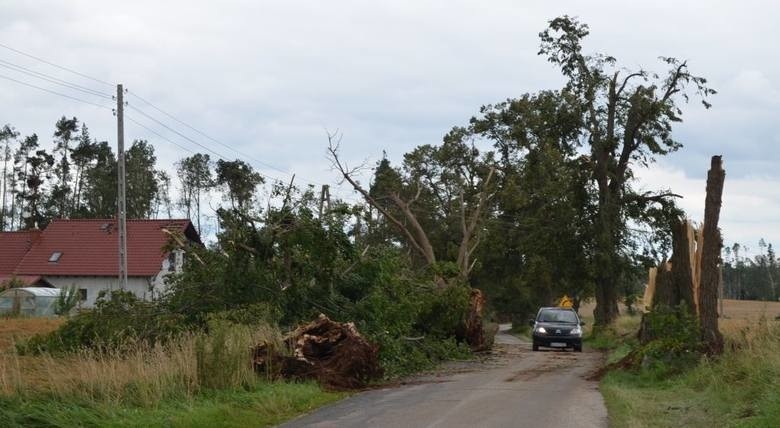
[532,342,539,351]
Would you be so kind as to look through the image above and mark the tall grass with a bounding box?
[602,315,780,426]
[0,321,282,407]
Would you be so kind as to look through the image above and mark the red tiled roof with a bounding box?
[0,231,40,276]
[14,219,200,277]
[0,275,44,287]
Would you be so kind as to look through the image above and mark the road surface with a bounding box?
[281,325,608,428]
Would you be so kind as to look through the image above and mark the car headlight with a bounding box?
[571,326,582,336]
[535,326,547,334]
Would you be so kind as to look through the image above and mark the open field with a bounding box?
[578,298,780,340]
[0,317,63,353]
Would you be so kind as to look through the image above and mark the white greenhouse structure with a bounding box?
[0,287,64,317]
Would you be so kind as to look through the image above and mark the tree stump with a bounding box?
[699,156,725,355]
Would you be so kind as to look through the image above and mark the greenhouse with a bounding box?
[0,287,64,317]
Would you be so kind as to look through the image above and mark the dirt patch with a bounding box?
[504,357,573,382]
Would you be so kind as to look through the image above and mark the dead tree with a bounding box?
[699,156,725,355]
[326,134,494,287]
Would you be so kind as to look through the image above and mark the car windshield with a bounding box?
[538,309,578,324]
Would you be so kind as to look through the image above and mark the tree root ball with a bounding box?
[253,314,383,389]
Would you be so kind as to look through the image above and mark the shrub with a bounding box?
[54,286,79,317]
[19,290,186,355]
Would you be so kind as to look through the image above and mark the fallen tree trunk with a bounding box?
[253,314,383,389]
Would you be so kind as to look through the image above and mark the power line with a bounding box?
[0,42,115,88]
[126,90,294,177]
[0,73,114,111]
[0,41,357,202]
[125,104,300,185]
[0,59,113,100]
[124,93,366,204]
[125,114,198,155]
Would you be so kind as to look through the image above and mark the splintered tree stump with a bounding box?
[670,219,696,313]
[253,314,382,389]
[464,288,493,352]
[651,262,674,310]
[699,156,725,355]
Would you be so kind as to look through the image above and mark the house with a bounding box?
[0,219,201,307]
[0,230,48,288]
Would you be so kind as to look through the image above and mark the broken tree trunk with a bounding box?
[651,262,674,310]
[253,314,383,389]
[463,288,491,351]
[643,267,657,311]
[670,218,696,313]
[699,156,725,355]
[640,262,672,344]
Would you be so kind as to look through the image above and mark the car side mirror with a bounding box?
[580,321,586,326]
[528,319,535,327]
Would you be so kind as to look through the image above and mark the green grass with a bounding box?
[584,313,641,351]
[600,318,780,427]
[0,382,346,428]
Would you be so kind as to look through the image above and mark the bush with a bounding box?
[54,286,79,316]
[19,290,186,355]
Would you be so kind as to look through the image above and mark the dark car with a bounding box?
[529,307,584,352]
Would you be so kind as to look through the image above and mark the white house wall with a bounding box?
[43,276,151,308]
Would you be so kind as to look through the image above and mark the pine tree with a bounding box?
[0,125,19,231]
[50,116,79,218]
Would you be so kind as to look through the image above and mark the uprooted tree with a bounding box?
[327,133,495,286]
[327,133,497,351]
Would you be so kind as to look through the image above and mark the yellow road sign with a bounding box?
[558,295,573,308]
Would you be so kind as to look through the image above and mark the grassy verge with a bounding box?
[600,315,780,427]
[0,382,344,428]
[0,319,345,427]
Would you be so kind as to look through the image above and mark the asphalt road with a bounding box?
[281,325,608,428]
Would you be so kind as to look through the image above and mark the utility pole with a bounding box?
[318,184,330,219]
[116,84,128,290]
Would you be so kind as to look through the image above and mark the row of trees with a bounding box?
[328,16,714,324]
[0,118,263,235]
[723,240,778,301]
[0,119,167,230]
[4,16,717,326]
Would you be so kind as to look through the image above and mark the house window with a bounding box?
[79,289,87,301]
[49,252,62,262]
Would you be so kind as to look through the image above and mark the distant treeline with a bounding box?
[723,240,779,301]
[0,118,255,235]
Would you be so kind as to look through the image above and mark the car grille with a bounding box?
[549,328,572,335]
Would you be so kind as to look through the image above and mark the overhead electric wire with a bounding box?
[126,104,291,184]
[0,72,114,111]
[125,90,357,200]
[0,59,113,100]
[0,41,115,88]
[0,41,361,203]
[125,114,199,156]
[127,90,294,177]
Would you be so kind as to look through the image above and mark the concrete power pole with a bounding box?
[318,185,330,219]
[116,84,128,290]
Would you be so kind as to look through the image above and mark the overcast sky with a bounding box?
[1,0,778,253]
